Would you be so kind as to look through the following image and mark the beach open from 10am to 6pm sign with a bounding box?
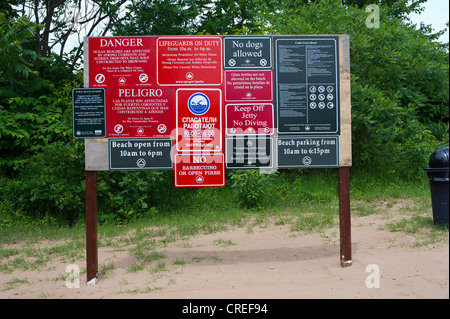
[108,138,173,170]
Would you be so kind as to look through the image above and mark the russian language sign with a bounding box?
[175,88,223,186]
[176,88,222,152]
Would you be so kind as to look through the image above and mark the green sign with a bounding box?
[109,138,173,170]
[225,137,273,169]
[277,136,338,168]
[274,36,340,135]
[72,88,106,138]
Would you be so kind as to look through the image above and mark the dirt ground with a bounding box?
[0,201,448,299]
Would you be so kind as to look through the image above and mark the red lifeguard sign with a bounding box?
[175,88,224,187]
[175,88,222,152]
[157,36,223,86]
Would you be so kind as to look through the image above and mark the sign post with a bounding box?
[85,171,98,284]
[339,167,352,267]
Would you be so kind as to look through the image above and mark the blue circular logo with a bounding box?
[188,93,210,115]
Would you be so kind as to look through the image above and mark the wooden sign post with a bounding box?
[79,34,352,284]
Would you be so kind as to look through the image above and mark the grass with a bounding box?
[385,215,449,247]
[214,238,237,247]
[1,278,29,291]
[0,169,447,278]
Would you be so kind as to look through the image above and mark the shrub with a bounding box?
[0,140,85,224]
[229,170,278,209]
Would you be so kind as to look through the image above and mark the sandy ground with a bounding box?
[0,201,448,299]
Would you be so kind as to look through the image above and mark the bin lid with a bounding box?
[429,147,449,169]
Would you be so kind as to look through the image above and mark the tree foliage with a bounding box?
[0,12,80,175]
[0,12,41,81]
[3,0,129,72]
[266,0,448,177]
[112,0,271,36]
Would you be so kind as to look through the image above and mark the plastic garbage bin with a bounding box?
[424,147,449,227]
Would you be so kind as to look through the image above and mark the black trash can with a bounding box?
[424,147,449,227]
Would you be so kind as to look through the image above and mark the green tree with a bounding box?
[0,12,41,81]
[4,0,129,72]
[0,12,80,175]
[113,0,209,36]
[112,0,273,36]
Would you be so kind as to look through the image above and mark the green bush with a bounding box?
[0,140,85,225]
[0,140,179,226]
[97,170,175,223]
[229,170,278,209]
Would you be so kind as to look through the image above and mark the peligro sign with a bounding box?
[117,88,163,97]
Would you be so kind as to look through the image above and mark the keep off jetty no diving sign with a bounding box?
[78,34,351,187]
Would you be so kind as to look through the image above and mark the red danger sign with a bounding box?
[88,37,156,87]
[176,88,222,152]
[175,154,225,187]
[157,36,223,86]
[106,86,173,138]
